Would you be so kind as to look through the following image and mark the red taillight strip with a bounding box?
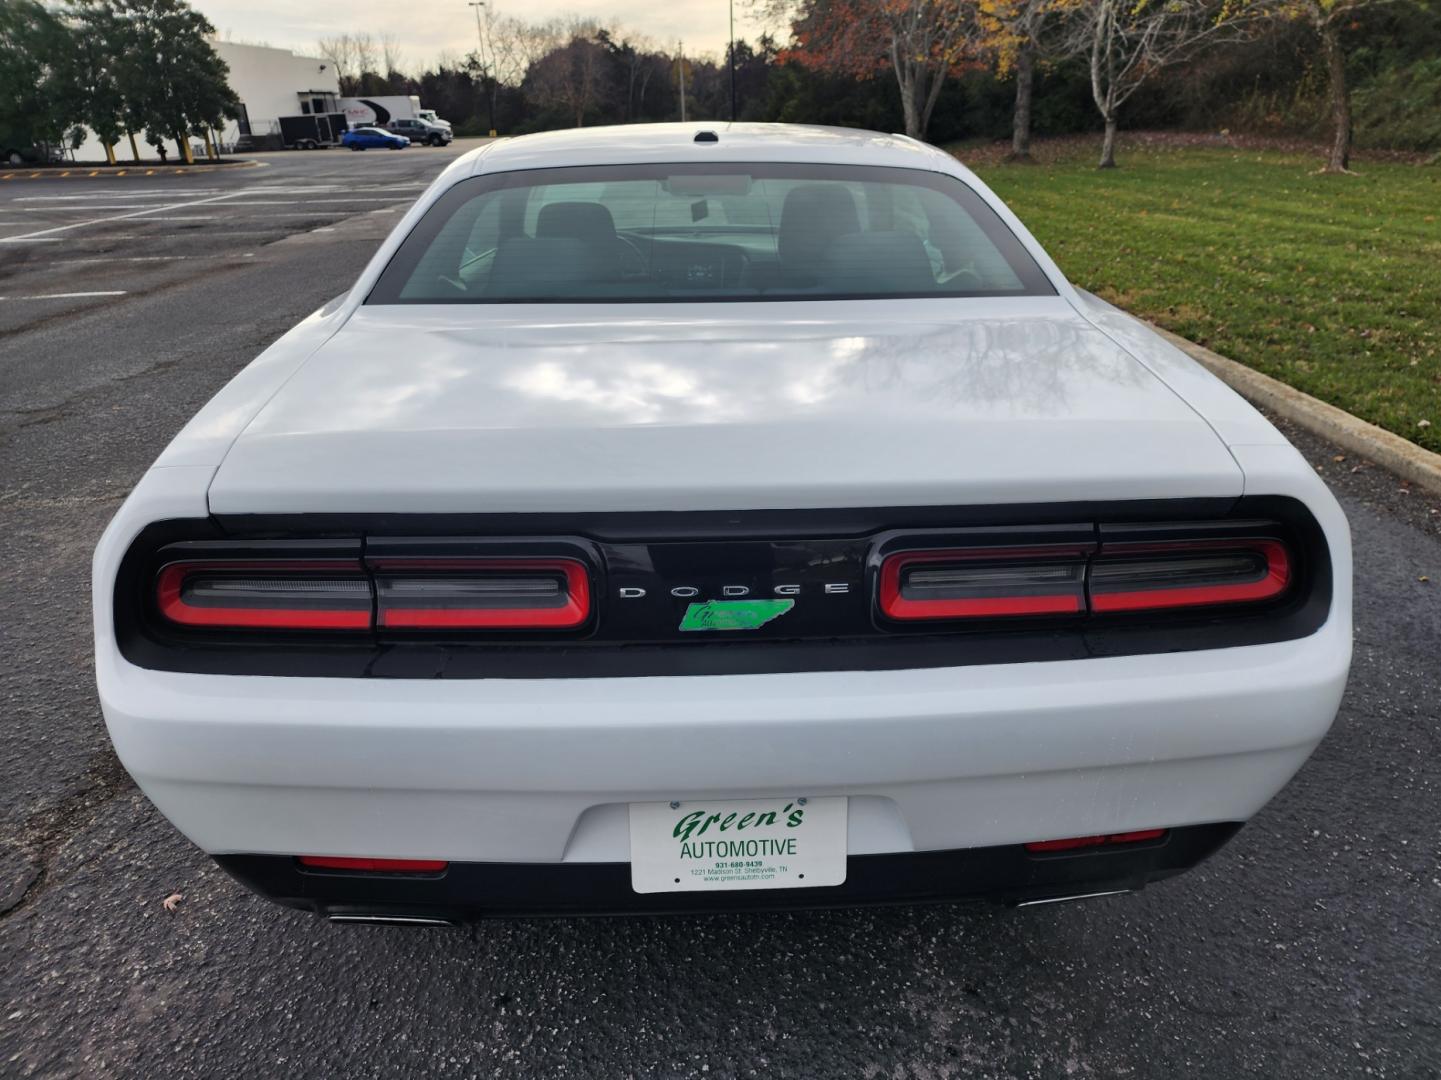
[297,856,448,873]
[1025,829,1167,853]
[878,547,1090,621]
[1090,539,1291,613]
[373,558,591,630]
[155,561,372,630]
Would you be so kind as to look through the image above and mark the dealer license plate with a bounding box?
[629,797,847,893]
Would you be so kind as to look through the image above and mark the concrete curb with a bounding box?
[1152,323,1441,496]
[1,160,265,181]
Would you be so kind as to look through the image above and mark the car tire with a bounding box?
[348,145,360,151]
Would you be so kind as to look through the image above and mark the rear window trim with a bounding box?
[365,162,1058,306]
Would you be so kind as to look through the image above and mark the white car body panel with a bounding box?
[204,298,1243,515]
[99,620,1348,863]
[93,124,1352,908]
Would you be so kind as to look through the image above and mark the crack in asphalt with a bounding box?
[0,750,134,919]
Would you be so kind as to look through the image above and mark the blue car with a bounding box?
[341,126,410,151]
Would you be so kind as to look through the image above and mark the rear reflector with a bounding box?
[1090,539,1290,613]
[878,547,1089,621]
[297,856,448,873]
[156,561,371,630]
[374,558,591,630]
[1025,829,1167,853]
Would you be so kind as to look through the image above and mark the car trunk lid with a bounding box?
[206,299,1243,515]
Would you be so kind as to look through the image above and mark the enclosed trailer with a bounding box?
[277,113,348,150]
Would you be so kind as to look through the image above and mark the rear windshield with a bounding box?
[367,162,1055,304]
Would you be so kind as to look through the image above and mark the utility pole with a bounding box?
[677,41,686,123]
[728,0,736,122]
[468,1,496,137]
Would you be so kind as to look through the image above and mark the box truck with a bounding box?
[340,96,451,133]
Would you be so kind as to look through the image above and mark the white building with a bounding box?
[212,41,341,148]
[73,41,340,161]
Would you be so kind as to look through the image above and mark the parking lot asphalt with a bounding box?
[2,140,1439,1079]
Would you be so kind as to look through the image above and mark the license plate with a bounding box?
[629,797,847,893]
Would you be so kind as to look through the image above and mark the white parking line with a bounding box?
[221,198,409,205]
[0,291,127,300]
[249,184,425,192]
[12,191,224,201]
[51,254,241,264]
[0,189,251,242]
[30,230,290,240]
[23,205,175,212]
[214,212,349,218]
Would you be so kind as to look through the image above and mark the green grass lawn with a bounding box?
[968,144,1441,453]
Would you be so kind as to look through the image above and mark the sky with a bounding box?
[199,0,777,67]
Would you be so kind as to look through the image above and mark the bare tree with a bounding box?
[1268,0,1398,172]
[981,0,1062,161]
[884,1,985,139]
[316,34,357,93]
[1059,0,1260,168]
[524,21,609,127]
[485,14,556,88]
[380,32,405,82]
[776,0,985,141]
[352,32,379,84]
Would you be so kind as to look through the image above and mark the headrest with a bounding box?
[535,201,618,244]
[777,184,860,268]
[820,231,936,294]
[488,236,618,296]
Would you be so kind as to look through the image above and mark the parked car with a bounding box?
[1,137,61,166]
[93,123,1352,925]
[340,126,409,151]
[385,117,452,146]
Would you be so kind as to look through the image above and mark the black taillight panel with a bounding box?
[113,496,1331,679]
[873,520,1301,627]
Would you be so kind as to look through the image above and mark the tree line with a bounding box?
[3,0,1434,169]
[777,0,1428,171]
[334,0,1435,172]
[0,0,236,164]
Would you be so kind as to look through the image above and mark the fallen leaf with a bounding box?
[162,892,183,912]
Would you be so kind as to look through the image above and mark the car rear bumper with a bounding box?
[217,823,1242,921]
[98,610,1349,883]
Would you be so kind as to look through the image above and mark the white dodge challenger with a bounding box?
[93,124,1352,924]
